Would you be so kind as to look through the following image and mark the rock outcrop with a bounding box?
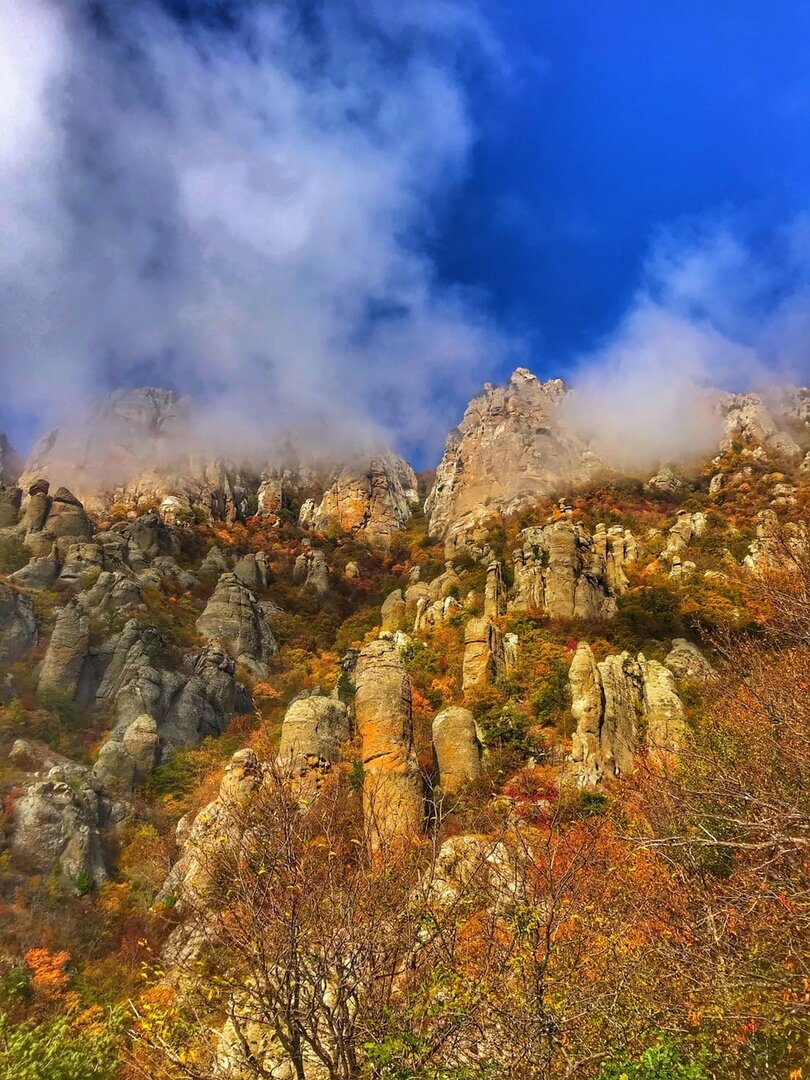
[92,714,160,800]
[196,573,278,677]
[664,639,716,682]
[432,707,482,795]
[354,638,423,849]
[462,616,504,691]
[568,642,686,787]
[510,519,635,619]
[299,452,419,547]
[10,779,107,890]
[426,369,598,546]
[0,583,37,663]
[277,695,351,785]
[37,600,90,699]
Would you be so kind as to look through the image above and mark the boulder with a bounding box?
[432,707,481,795]
[354,638,423,850]
[232,552,270,592]
[92,715,160,799]
[199,545,229,575]
[568,642,686,787]
[380,589,406,633]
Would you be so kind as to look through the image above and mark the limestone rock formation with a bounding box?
[0,583,37,663]
[664,639,716,682]
[19,483,94,557]
[293,548,330,596]
[92,715,160,800]
[196,573,278,677]
[0,484,21,527]
[432,707,482,795]
[277,695,351,783]
[300,452,419,546]
[510,520,634,619]
[719,392,802,459]
[413,595,462,634]
[354,638,423,849]
[462,616,504,691]
[380,589,406,633]
[568,642,686,787]
[37,600,90,699]
[232,551,270,592]
[484,561,507,618]
[10,779,107,890]
[160,749,266,908]
[426,369,598,546]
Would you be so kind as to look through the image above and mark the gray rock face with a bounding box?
[9,545,61,589]
[92,715,160,799]
[354,638,423,850]
[719,392,802,459]
[300,549,330,596]
[196,573,278,677]
[199,545,229,575]
[413,595,462,634]
[0,485,21,527]
[510,520,635,620]
[484,561,507,619]
[18,484,94,558]
[432,707,481,795]
[10,780,107,890]
[277,696,351,781]
[568,642,686,787]
[232,552,270,592]
[664,639,716,682]
[426,369,598,544]
[38,600,90,699]
[0,583,37,663]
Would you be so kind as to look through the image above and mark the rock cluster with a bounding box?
[568,642,686,787]
[510,519,636,619]
[299,452,419,547]
[277,694,351,788]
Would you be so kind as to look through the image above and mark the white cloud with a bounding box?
[566,218,810,469]
[0,0,507,462]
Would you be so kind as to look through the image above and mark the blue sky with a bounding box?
[438,0,810,379]
[0,0,807,464]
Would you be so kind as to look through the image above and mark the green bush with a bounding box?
[596,1036,712,1080]
[0,1011,120,1080]
[0,535,28,573]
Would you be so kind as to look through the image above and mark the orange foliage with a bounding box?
[25,947,71,1001]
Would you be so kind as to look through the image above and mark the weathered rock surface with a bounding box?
[413,595,462,634]
[196,573,278,677]
[462,616,504,691]
[38,600,90,699]
[380,589,406,633]
[0,583,37,663]
[426,369,598,545]
[432,707,481,795]
[354,638,423,849]
[160,749,266,909]
[719,392,802,459]
[568,642,686,787]
[300,452,419,547]
[10,780,107,890]
[293,548,330,597]
[92,715,160,800]
[277,695,351,783]
[510,519,634,619]
[232,551,270,592]
[664,639,717,682]
[0,484,21,527]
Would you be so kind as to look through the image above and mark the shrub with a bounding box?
[0,535,28,574]
[0,1010,120,1080]
[596,1036,712,1079]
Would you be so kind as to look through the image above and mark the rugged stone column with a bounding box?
[432,706,481,795]
[277,695,351,785]
[354,638,423,851]
[462,616,504,691]
[484,561,506,618]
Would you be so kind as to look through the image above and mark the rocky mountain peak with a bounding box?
[425,368,598,545]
